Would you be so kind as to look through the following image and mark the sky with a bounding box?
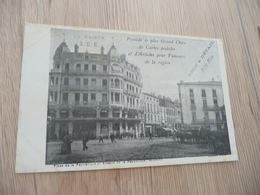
[50,28,223,101]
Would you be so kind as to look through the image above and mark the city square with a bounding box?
[46,137,214,164]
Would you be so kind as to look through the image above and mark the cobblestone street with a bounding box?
[46,138,214,164]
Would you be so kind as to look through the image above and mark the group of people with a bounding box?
[60,131,154,155]
[60,132,113,155]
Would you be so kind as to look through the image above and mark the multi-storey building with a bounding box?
[157,96,181,129]
[142,93,160,136]
[177,80,226,131]
[158,97,176,128]
[173,100,182,128]
[47,41,144,140]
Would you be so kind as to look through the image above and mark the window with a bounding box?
[55,78,59,85]
[213,89,217,97]
[111,93,114,101]
[115,79,119,87]
[102,94,107,102]
[91,93,96,100]
[103,65,107,72]
[56,63,60,69]
[64,78,69,85]
[214,99,218,107]
[115,93,120,102]
[63,93,68,102]
[83,93,88,104]
[50,77,54,85]
[204,111,209,119]
[84,78,88,85]
[75,78,80,86]
[49,91,53,102]
[191,99,195,105]
[136,87,138,93]
[92,64,96,73]
[189,89,194,97]
[54,91,57,101]
[202,89,206,97]
[65,63,69,72]
[215,112,220,122]
[84,64,88,72]
[192,112,196,122]
[75,93,80,103]
[76,64,81,72]
[203,100,207,108]
[102,79,107,86]
[91,78,96,86]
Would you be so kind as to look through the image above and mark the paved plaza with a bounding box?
[46,138,214,164]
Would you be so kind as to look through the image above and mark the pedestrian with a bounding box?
[82,133,89,151]
[61,134,73,154]
[141,132,144,139]
[99,132,104,143]
[110,133,116,143]
[149,132,153,141]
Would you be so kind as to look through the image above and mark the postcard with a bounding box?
[15,23,238,173]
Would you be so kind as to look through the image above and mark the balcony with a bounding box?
[123,75,143,86]
[61,85,108,91]
[49,85,59,90]
[62,69,109,75]
[123,89,141,98]
[73,101,98,106]
[202,105,221,111]
[110,85,121,90]
[99,101,109,106]
[192,118,224,124]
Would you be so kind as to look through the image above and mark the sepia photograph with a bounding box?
[16,24,237,173]
[46,27,233,165]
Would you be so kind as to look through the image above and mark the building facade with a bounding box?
[47,41,144,140]
[177,80,226,131]
[142,93,160,136]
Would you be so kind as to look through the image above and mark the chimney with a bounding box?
[74,44,79,53]
[101,45,104,54]
[212,78,214,82]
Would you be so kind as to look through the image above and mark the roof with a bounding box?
[177,81,222,86]
[53,41,70,58]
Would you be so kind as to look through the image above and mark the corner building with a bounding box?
[177,80,226,131]
[47,41,144,140]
